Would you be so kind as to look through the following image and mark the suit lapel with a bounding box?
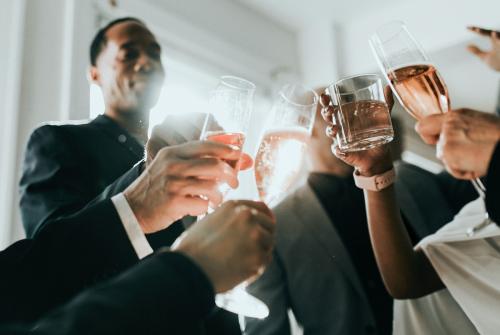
[292,185,371,305]
[91,115,144,160]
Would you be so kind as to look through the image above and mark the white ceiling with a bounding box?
[234,0,401,30]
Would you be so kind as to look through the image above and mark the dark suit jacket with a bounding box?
[20,114,144,236]
[19,114,183,249]
[0,200,214,334]
[0,252,215,335]
[0,200,139,324]
[19,114,238,334]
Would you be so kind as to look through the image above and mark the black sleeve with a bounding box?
[0,200,139,324]
[0,252,215,335]
[487,142,500,223]
[19,126,94,237]
[85,162,144,206]
[434,171,477,216]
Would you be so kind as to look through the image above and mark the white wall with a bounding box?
[335,0,500,110]
[99,0,299,92]
[1,0,109,244]
[0,0,25,248]
[433,41,499,112]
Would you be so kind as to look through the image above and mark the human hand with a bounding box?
[146,118,253,170]
[124,141,245,233]
[467,26,500,71]
[319,87,394,176]
[172,200,275,293]
[416,108,500,179]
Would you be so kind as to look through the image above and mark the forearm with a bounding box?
[365,186,444,298]
[0,252,215,335]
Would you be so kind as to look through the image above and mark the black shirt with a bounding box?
[308,173,393,335]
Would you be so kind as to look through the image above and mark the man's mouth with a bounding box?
[130,75,161,90]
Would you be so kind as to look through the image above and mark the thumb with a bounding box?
[415,114,445,145]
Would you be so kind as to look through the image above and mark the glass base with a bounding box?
[215,285,269,319]
[338,134,393,152]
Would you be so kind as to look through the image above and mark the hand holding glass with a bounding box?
[370,21,489,234]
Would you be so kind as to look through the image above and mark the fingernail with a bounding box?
[227,144,240,151]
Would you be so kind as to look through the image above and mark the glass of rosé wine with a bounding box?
[200,75,271,320]
[370,21,490,235]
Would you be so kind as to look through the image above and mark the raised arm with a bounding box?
[320,93,444,299]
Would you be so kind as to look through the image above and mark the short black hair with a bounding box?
[89,17,145,66]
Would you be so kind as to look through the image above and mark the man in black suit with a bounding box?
[19,17,246,332]
[0,162,275,334]
[3,137,272,334]
[20,17,164,237]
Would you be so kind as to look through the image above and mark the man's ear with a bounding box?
[88,66,100,85]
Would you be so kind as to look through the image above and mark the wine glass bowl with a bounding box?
[254,84,318,207]
[370,21,450,120]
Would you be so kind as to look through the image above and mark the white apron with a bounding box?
[394,199,500,335]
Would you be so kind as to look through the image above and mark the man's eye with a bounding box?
[149,50,161,60]
[123,50,139,60]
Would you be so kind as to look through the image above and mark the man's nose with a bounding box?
[134,52,152,73]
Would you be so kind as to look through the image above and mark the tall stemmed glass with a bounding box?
[200,76,253,186]
[370,21,490,234]
[200,75,270,319]
[254,84,318,207]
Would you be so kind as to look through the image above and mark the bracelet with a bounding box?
[353,167,396,191]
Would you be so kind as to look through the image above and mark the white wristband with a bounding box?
[353,167,396,191]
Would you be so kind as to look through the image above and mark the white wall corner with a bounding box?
[60,0,95,121]
[0,0,26,248]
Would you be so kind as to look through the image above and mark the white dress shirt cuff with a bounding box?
[111,193,153,259]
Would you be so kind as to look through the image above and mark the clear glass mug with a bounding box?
[327,74,393,153]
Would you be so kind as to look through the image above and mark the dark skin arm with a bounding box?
[320,92,445,299]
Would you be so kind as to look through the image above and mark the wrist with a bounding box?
[356,159,394,177]
[123,189,151,234]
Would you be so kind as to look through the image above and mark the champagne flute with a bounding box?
[199,75,271,320]
[254,84,318,207]
[200,75,253,179]
[238,84,318,331]
[370,21,490,234]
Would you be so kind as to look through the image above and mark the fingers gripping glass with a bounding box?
[370,21,491,234]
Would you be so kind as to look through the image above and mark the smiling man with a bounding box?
[19,17,242,334]
[20,17,164,237]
